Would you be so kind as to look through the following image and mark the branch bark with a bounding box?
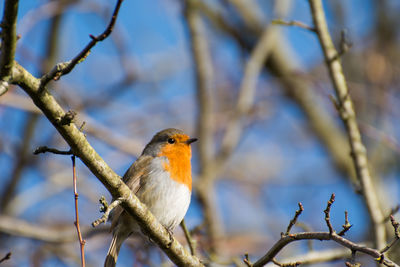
[252,232,398,267]
[10,62,203,266]
[186,0,221,253]
[308,0,386,249]
[0,0,19,95]
[0,215,108,243]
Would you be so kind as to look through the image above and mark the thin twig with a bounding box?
[180,219,197,256]
[243,253,252,267]
[324,194,335,235]
[34,146,72,155]
[185,0,220,253]
[252,195,399,267]
[0,252,11,263]
[11,61,204,266]
[284,203,304,236]
[271,19,315,32]
[380,215,400,253]
[40,0,124,86]
[0,0,19,95]
[72,156,86,267]
[308,0,386,249]
[252,231,398,267]
[264,248,353,266]
[272,257,300,267]
[382,204,400,223]
[338,211,352,236]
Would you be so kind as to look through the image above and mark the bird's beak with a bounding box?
[185,138,198,145]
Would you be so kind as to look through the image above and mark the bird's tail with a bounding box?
[104,231,126,267]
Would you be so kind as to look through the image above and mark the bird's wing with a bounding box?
[110,155,154,231]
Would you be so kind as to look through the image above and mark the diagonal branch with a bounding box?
[308,0,386,249]
[40,0,124,86]
[10,62,203,267]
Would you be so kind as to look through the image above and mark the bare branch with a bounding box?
[0,0,19,95]
[92,197,122,227]
[271,19,315,32]
[284,203,304,236]
[10,62,203,266]
[308,0,386,249]
[215,18,278,167]
[264,248,352,266]
[383,204,400,223]
[39,0,124,86]
[0,252,11,263]
[34,146,72,155]
[252,195,398,267]
[0,215,108,243]
[338,211,352,236]
[72,156,86,267]
[185,0,220,253]
[324,193,335,235]
[252,231,398,267]
[180,219,197,256]
[380,215,400,254]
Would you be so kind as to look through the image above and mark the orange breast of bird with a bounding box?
[158,134,192,191]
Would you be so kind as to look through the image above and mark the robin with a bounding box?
[104,128,197,267]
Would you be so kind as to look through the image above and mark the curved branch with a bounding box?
[252,232,398,267]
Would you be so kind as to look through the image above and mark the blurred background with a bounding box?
[0,0,400,266]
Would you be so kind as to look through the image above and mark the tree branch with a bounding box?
[0,0,19,95]
[39,0,124,86]
[252,232,399,267]
[185,0,221,253]
[308,0,386,249]
[251,196,398,267]
[0,215,108,243]
[72,156,86,267]
[10,62,203,266]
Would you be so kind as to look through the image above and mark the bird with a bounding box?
[104,128,197,267]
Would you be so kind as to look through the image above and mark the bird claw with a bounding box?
[165,227,174,248]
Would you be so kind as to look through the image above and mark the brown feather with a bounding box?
[110,155,153,231]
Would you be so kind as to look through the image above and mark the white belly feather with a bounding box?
[136,157,191,230]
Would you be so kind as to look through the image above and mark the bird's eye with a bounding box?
[167,138,176,144]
